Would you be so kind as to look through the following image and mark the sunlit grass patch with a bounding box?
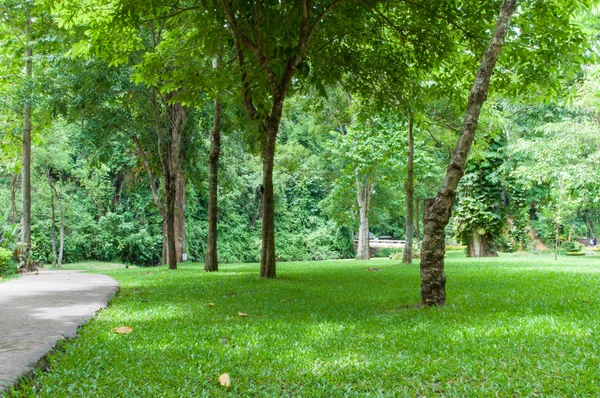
[9,254,600,397]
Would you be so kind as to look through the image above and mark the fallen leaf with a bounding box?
[219,336,231,344]
[112,326,133,334]
[218,373,231,387]
[238,312,249,317]
[206,303,215,307]
[367,267,380,272]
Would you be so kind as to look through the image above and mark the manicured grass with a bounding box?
[8,253,600,397]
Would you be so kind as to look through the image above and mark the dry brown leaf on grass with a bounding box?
[238,312,249,317]
[206,303,215,307]
[218,373,231,387]
[111,326,133,334]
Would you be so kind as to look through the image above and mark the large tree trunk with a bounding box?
[10,173,19,224]
[403,115,415,264]
[21,36,33,266]
[205,96,222,272]
[420,0,516,306]
[355,170,372,260]
[467,229,498,257]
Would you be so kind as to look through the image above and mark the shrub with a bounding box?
[374,248,395,258]
[0,247,15,276]
[560,241,576,252]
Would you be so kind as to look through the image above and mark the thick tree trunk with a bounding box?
[355,170,372,260]
[403,115,415,264]
[21,41,33,266]
[10,173,19,224]
[467,229,498,257]
[260,129,277,278]
[205,97,222,272]
[420,0,516,306]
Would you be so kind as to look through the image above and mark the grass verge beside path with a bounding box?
[9,254,600,397]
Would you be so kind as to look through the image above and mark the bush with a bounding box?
[374,248,395,258]
[560,241,576,252]
[0,247,15,277]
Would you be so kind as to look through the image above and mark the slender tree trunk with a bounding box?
[174,161,186,262]
[162,219,168,265]
[164,164,178,270]
[260,127,277,278]
[46,170,57,268]
[205,95,222,272]
[403,115,415,264]
[555,223,560,260]
[164,103,186,270]
[467,229,498,257]
[415,198,421,243]
[58,196,64,268]
[355,170,372,260]
[420,0,516,306]
[21,23,33,266]
[10,173,19,224]
[50,192,57,267]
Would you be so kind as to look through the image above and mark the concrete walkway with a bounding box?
[0,270,119,393]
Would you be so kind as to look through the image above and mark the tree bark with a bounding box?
[355,169,372,260]
[163,102,186,270]
[205,94,222,272]
[467,229,498,257]
[403,114,415,264]
[21,22,33,267]
[260,126,277,277]
[420,0,516,306]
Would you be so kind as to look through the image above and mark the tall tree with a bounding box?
[420,0,517,306]
[205,56,223,272]
[402,114,415,264]
[219,0,355,277]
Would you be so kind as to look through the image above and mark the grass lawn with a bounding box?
[8,253,600,397]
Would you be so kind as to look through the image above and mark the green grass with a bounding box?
[8,253,600,397]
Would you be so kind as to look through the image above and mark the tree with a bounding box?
[420,0,517,306]
[219,0,365,277]
[205,55,223,272]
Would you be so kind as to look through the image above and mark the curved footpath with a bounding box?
[0,270,119,393]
